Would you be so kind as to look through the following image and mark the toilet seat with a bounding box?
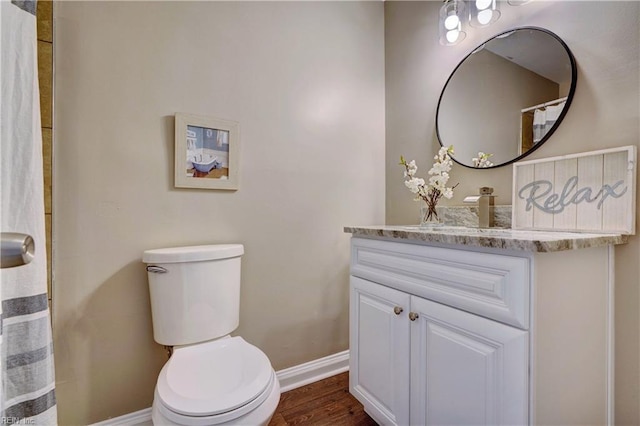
[156,336,273,420]
[155,371,278,425]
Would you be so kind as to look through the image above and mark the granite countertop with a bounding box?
[344,225,628,253]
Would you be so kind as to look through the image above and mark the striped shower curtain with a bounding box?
[532,101,566,144]
[0,1,57,424]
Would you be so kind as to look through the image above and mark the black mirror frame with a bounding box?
[435,27,577,169]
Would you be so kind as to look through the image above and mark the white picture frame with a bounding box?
[174,113,240,190]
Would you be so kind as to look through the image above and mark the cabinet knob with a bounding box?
[393,306,404,315]
[409,312,419,321]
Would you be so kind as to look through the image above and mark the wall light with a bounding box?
[440,0,533,46]
[439,0,467,46]
[469,0,501,27]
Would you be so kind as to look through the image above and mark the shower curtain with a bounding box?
[0,1,57,424]
[532,101,566,144]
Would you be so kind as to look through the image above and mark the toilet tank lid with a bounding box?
[143,244,244,264]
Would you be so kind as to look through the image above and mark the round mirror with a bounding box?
[436,27,577,169]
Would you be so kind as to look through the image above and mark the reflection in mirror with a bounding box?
[436,27,576,168]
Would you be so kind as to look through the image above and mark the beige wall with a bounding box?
[53,1,385,424]
[385,1,640,423]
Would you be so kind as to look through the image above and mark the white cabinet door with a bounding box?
[409,296,529,426]
[350,276,411,426]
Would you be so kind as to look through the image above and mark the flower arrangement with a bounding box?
[400,146,458,225]
[472,151,494,168]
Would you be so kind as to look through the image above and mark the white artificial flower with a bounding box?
[400,147,457,210]
[473,151,494,168]
[404,177,424,194]
[438,146,448,158]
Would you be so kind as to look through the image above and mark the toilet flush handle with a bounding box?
[146,265,168,274]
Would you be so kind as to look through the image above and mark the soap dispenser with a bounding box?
[477,187,495,228]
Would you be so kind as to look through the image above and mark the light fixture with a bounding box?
[469,0,501,27]
[440,0,532,47]
[439,0,467,46]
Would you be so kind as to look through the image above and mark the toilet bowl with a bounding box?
[151,337,280,425]
[143,245,280,426]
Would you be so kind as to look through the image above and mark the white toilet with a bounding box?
[143,244,280,426]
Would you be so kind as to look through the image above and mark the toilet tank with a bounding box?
[142,244,244,346]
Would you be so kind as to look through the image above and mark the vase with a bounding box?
[420,202,443,228]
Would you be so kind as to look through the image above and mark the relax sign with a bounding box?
[518,176,628,214]
[512,146,636,234]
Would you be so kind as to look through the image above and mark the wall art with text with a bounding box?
[512,146,636,234]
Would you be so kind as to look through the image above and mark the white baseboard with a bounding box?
[91,408,152,426]
[91,350,350,425]
[276,349,349,393]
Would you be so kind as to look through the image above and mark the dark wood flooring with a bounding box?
[268,372,378,426]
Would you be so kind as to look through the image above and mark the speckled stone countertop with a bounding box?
[344,225,628,253]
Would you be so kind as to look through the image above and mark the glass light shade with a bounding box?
[508,0,533,5]
[446,30,461,44]
[469,0,500,28]
[439,0,466,46]
[444,15,460,30]
[477,9,494,25]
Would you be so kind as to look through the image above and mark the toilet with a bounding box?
[143,244,280,426]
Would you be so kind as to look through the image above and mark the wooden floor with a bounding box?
[268,372,378,426]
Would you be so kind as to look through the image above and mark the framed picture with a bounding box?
[174,113,240,190]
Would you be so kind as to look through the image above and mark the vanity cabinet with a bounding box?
[347,234,616,426]
[351,276,528,425]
